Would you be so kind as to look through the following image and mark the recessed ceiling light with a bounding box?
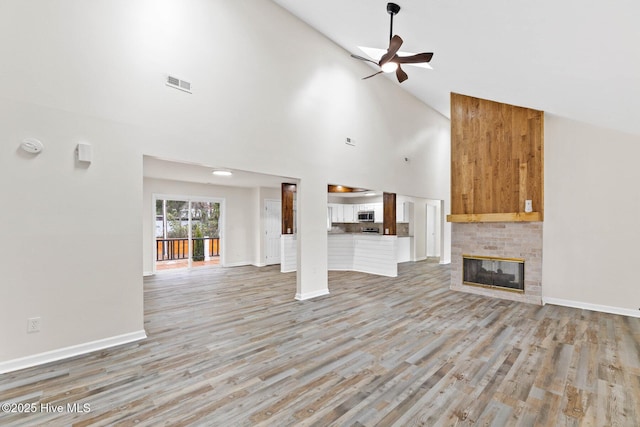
[212,169,232,176]
[364,192,376,196]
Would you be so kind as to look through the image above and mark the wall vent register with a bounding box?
[166,75,192,93]
[462,255,524,292]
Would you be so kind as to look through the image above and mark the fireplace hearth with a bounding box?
[463,255,524,292]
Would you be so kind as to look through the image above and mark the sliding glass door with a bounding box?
[154,197,221,272]
[190,201,220,268]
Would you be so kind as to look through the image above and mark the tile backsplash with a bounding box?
[330,222,410,237]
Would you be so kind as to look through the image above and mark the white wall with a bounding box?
[0,101,146,368]
[0,0,450,366]
[544,115,640,313]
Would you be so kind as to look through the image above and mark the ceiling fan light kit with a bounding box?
[381,62,398,73]
[351,2,433,83]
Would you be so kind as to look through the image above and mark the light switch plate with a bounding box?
[525,200,533,213]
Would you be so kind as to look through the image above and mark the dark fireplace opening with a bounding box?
[463,255,524,292]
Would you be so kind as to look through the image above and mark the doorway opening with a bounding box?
[154,196,223,272]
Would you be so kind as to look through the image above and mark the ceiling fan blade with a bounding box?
[379,35,403,65]
[396,65,408,83]
[350,54,379,65]
[362,70,384,80]
[395,52,434,64]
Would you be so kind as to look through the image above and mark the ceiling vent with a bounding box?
[166,75,192,93]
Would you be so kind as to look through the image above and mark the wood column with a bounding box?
[281,183,296,234]
[383,192,397,235]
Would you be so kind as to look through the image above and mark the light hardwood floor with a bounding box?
[1,260,639,426]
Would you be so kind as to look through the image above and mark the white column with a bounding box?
[295,177,329,300]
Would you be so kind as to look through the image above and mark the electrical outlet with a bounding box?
[27,317,41,333]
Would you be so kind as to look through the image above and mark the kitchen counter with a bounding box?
[328,231,382,235]
[328,231,413,237]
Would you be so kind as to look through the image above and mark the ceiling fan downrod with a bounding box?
[387,2,401,41]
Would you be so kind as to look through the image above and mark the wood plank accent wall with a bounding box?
[281,183,296,234]
[449,93,544,222]
[382,192,397,235]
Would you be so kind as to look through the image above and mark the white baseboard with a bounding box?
[222,261,252,268]
[143,271,154,277]
[253,262,267,267]
[543,297,640,318]
[0,330,147,375]
[295,289,330,301]
[439,258,451,265]
[352,268,397,278]
[281,267,296,273]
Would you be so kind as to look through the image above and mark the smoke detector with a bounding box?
[20,138,44,154]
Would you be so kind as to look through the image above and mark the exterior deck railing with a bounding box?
[156,237,220,261]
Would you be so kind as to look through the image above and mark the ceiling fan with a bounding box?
[351,2,433,83]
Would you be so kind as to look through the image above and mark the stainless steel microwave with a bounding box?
[357,211,375,222]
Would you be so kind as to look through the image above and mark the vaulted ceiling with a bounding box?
[272,0,640,136]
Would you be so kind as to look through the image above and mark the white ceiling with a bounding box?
[272,0,640,136]
[143,156,295,188]
[143,157,379,196]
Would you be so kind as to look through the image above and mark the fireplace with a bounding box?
[451,223,542,305]
[463,255,524,292]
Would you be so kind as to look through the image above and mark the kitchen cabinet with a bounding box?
[372,203,383,223]
[343,204,356,223]
[329,203,390,223]
[329,203,340,223]
[396,202,408,223]
[329,203,358,223]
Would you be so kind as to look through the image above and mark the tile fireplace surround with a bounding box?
[451,222,542,305]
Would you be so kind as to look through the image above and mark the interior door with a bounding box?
[265,199,281,265]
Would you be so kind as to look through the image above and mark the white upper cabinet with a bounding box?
[343,204,356,223]
[329,203,359,223]
[329,202,392,223]
[329,203,340,222]
[373,203,383,223]
[396,202,408,222]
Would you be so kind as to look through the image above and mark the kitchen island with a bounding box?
[281,233,411,277]
[328,233,398,277]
